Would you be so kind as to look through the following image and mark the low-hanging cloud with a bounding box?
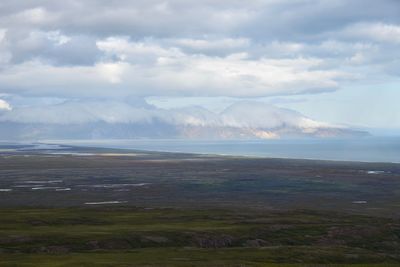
[0,98,332,132]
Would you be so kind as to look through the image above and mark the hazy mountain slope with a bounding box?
[0,101,368,140]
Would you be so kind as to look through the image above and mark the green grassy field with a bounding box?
[0,207,399,266]
[1,250,399,267]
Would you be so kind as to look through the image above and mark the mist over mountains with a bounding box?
[0,0,398,139]
[0,100,367,140]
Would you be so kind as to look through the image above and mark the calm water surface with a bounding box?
[54,137,400,163]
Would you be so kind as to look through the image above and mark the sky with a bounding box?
[0,0,399,135]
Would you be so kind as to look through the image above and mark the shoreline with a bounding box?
[20,140,400,165]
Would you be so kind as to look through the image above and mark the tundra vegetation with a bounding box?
[0,145,399,266]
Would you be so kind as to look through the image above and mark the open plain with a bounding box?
[0,144,400,266]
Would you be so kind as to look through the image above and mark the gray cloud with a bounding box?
[0,42,345,98]
[0,0,399,131]
[3,30,100,65]
[2,1,399,40]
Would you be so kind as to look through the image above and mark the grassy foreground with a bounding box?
[0,250,399,267]
[0,207,399,266]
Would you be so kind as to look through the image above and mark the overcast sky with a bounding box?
[0,0,399,131]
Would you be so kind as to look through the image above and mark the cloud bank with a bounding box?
[0,99,333,129]
[0,0,399,99]
[0,0,398,135]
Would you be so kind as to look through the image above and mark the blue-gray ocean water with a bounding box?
[57,137,400,163]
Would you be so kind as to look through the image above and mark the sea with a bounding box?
[48,137,400,163]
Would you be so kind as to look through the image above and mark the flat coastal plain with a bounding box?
[0,144,400,266]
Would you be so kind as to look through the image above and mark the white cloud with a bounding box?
[45,31,70,46]
[165,106,221,126]
[8,7,58,26]
[0,61,120,98]
[342,22,400,44]
[0,2,398,100]
[0,37,348,98]
[97,37,184,62]
[0,29,6,42]
[0,0,399,131]
[171,37,250,51]
[96,62,128,84]
[220,101,331,129]
[0,28,11,64]
[0,99,11,110]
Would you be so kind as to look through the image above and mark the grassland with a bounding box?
[0,145,400,266]
[0,207,399,266]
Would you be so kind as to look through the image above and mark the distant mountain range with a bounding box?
[0,101,368,140]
